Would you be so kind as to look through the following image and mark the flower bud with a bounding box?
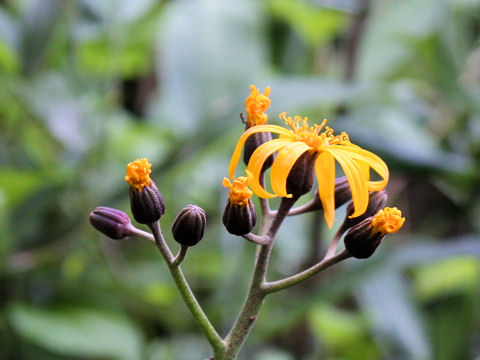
[344,206,405,259]
[242,85,274,170]
[222,199,257,235]
[285,151,317,198]
[172,205,206,247]
[344,218,383,259]
[342,190,387,230]
[124,158,166,224]
[89,206,135,240]
[129,180,166,224]
[222,176,257,235]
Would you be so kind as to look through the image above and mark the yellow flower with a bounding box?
[124,158,152,191]
[245,85,271,127]
[229,112,389,228]
[371,207,405,235]
[223,176,253,207]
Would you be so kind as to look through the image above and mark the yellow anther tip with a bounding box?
[125,158,152,191]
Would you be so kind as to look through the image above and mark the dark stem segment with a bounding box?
[223,197,298,359]
[262,250,351,294]
[242,233,270,246]
[286,198,318,216]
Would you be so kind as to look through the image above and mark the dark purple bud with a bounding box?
[172,205,206,247]
[129,180,166,224]
[285,151,317,198]
[89,206,135,240]
[222,199,257,236]
[344,217,384,259]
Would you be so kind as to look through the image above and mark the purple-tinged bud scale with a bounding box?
[129,180,166,224]
[222,199,257,236]
[89,206,135,240]
[343,217,383,259]
[172,205,206,247]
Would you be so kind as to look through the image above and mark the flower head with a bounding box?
[229,112,389,228]
[125,158,151,191]
[245,85,271,127]
[371,207,405,235]
[223,176,253,207]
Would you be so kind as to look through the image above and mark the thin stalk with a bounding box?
[171,245,189,267]
[242,233,270,246]
[148,222,225,354]
[323,224,347,260]
[262,250,351,294]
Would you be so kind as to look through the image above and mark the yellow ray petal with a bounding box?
[270,142,311,197]
[330,145,389,191]
[246,139,291,198]
[329,149,369,217]
[314,152,335,228]
[229,124,293,179]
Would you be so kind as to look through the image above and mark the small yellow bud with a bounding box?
[371,207,405,235]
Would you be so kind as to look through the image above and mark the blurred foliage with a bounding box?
[0,0,479,359]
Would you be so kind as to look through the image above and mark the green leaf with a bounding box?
[413,257,480,301]
[355,269,432,360]
[8,304,144,360]
[266,0,347,47]
[150,0,267,133]
[309,303,380,360]
[0,169,49,206]
[357,0,444,80]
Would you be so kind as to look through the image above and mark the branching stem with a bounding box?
[262,250,351,294]
[147,222,225,354]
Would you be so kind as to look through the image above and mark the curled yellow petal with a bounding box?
[314,152,336,228]
[329,149,368,218]
[246,139,291,198]
[228,124,293,179]
[332,145,389,191]
[270,142,311,197]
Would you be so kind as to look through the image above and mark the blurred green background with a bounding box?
[1,0,480,359]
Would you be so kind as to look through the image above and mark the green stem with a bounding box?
[171,245,189,267]
[148,222,225,354]
[223,197,297,359]
[262,250,351,294]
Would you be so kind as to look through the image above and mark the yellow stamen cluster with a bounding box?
[279,112,350,150]
[124,158,152,191]
[371,207,405,235]
[223,176,253,207]
[245,85,271,127]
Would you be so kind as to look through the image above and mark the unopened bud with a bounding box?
[342,190,387,230]
[344,206,405,259]
[344,218,383,259]
[129,180,166,224]
[89,207,135,240]
[222,199,257,236]
[172,205,206,247]
[124,158,166,224]
[285,151,317,198]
